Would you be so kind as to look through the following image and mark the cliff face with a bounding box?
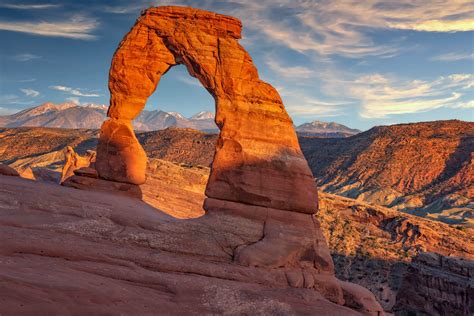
[318,192,473,312]
[394,253,473,316]
[300,120,474,227]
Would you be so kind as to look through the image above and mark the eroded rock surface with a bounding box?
[0,6,387,314]
[1,175,380,315]
[394,252,473,315]
[0,163,19,176]
[96,6,317,214]
[61,146,96,182]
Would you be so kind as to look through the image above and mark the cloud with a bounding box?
[17,78,37,83]
[0,94,35,106]
[50,85,101,97]
[431,52,474,62]
[175,73,203,87]
[345,73,474,118]
[20,88,40,97]
[265,56,314,79]
[0,15,98,40]
[0,107,18,115]
[66,97,80,105]
[102,4,147,14]
[12,53,41,62]
[157,0,473,58]
[280,90,350,118]
[0,3,62,10]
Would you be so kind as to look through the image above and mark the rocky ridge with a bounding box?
[301,120,474,228]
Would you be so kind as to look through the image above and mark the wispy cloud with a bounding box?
[12,53,41,62]
[50,85,101,97]
[66,97,80,104]
[175,73,203,88]
[0,15,98,40]
[102,4,147,14]
[20,88,40,97]
[0,107,18,115]
[280,89,350,118]
[158,0,473,58]
[0,94,35,106]
[346,73,474,118]
[265,56,314,79]
[0,3,62,10]
[431,52,474,62]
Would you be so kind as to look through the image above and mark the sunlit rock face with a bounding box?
[92,7,384,313]
[96,6,317,214]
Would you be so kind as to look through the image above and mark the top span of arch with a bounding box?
[138,6,243,39]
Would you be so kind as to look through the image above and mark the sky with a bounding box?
[0,0,473,130]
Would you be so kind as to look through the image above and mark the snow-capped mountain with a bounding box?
[0,103,359,137]
[296,120,360,137]
[190,111,214,120]
[0,102,218,132]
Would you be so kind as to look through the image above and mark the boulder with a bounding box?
[0,163,19,177]
[61,146,96,183]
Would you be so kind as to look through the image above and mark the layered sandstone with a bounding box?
[61,146,96,182]
[56,6,385,314]
[96,6,317,214]
[1,175,382,315]
[394,252,473,315]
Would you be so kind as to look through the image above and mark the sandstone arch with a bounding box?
[96,6,318,214]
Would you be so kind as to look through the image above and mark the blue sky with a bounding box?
[0,0,473,130]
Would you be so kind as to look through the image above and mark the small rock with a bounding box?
[74,167,99,178]
[0,163,20,177]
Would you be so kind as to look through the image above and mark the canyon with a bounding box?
[0,5,472,316]
[1,124,473,314]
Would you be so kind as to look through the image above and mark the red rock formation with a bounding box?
[90,6,384,314]
[61,146,96,182]
[300,120,474,227]
[1,174,383,315]
[96,6,317,214]
[0,163,19,176]
[394,252,473,315]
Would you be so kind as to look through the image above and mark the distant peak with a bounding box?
[167,111,185,119]
[190,111,214,120]
[296,120,360,136]
[25,102,76,115]
[82,103,108,110]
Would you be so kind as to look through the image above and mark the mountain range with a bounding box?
[0,102,218,132]
[296,121,361,137]
[0,102,359,137]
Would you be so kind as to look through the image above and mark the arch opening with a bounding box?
[131,64,219,219]
[132,64,217,133]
